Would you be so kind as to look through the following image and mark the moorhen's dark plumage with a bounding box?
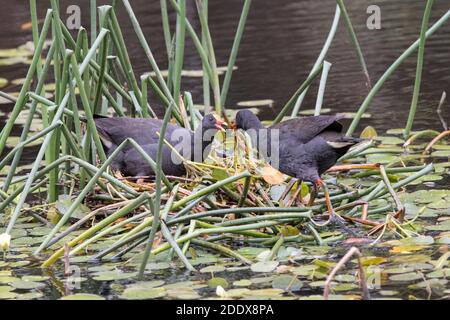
[94,114,226,177]
[235,109,362,218]
[114,144,187,177]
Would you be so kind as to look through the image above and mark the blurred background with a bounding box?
[1,0,450,132]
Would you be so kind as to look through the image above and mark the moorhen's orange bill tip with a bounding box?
[214,118,227,132]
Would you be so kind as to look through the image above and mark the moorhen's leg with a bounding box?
[316,178,335,218]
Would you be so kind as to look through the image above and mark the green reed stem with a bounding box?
[138,103,175,279]
[336,0,371,89]
[196,0,222,115]
[314,61,332,116]
[347,9,450,136]
[291,4,340,117]
[0,10,52,157]
[160,0,172,59]
[173,0,186,103]
[274,63,324,124]
[190,239,252,265]
[42,192,152,267]
[221,0,252,107]
[121,0,177,110]
[172,171,251,210]
[404,0,434,138]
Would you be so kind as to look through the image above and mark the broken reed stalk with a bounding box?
[323,246,370,300]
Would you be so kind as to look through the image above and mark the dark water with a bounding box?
[1,0,450,133]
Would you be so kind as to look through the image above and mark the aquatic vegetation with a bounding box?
[0,0,449,300]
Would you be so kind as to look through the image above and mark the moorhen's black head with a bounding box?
[235,110,264,131]
[201,113,227,132]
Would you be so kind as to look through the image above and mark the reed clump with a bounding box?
[0,0,444,276]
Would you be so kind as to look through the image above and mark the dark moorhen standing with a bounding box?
[113,144,187,177]
[235,109,362,220]
[94,114,226,177]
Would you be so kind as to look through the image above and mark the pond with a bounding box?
[0,0,450,300]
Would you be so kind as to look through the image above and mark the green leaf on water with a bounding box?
[0,78,8,89]
[119,286,166,300]
[271,275,302,291]
[237,99,274,107]
[207,277,229,289]
[299,108,331,115]
[56,195,91,220]
[250,261,279,273]
[360,126,377,139]
[92,271,137,281]
[233,279,252,287]
[10,279,46,290]
[167,288,201,300]
[200,265,226,274]
[60,294,106,300]
[389,272,422,282]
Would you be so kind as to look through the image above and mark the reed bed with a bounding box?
[0,0,447,278]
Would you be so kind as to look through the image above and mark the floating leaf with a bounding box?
[10,280,46,290]
[360,126,377,139]
[60,294,106,300]
[167,287,200,299]
[55,195,91,220]
[250,261,279,273]
[299,108,331,115]
[389,272,422,282]
[207,277,229,289]
[120,286,166,300]
[233,279,251,287]
[92,271,137,281]
[200,265,226,273]
[260,165,285,185]
[272,275,302,291]
[237,99,274,107]
[0,78,8,89]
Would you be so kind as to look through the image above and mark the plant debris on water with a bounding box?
[0,0,450,300]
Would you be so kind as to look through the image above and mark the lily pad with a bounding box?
[60,294,106,300]
[389,272,422,282]
[250,261,279,273]
[207,277,229,289]
[0,78,8,89]
[237,99,274,107]
[92,270,137,281]
[10,280,46,290]
[120,286,166,300]
[271,275,302,291]
[200,265,226,273]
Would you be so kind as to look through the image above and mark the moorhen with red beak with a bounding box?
[235,109,362,221]
[93,114,226,177]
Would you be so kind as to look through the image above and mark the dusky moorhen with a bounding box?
[114,144,187,177]
[235,109,362,219]
[94,114,226,177]
[94,114,225,155]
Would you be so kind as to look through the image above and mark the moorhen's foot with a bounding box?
[328,214,357,236]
